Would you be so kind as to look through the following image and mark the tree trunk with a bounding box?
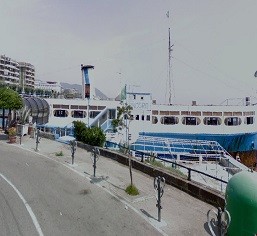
[129,157,133,186]
[2,108,5,129]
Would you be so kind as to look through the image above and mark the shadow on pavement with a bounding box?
[90,175,109,184]
[105,180,126,191]
[204,221,216,236]
[140,209,157,221]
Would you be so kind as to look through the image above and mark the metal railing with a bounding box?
[105,141,230,192]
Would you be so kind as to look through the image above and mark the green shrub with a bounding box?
[73,121,106,147]
[125,184,139,196]
[55,150,64,156]
[73,121,87,141]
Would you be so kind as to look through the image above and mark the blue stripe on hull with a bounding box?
[138,132,257,152]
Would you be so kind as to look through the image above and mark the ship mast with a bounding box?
[167,13,174,105]
[168,28,171,104]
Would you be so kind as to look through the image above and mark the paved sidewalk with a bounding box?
[1,134,214,236]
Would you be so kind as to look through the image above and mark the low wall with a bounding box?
[77,141,225,208]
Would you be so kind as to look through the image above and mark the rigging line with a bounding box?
[172,55,249,93]
[174,41,253,89]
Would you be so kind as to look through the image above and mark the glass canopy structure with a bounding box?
[22,97,49,125]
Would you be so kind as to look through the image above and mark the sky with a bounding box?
[1,0,257,105]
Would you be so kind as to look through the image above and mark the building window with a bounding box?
[203,117,222,125]
[142,115,144,120]
[146,115,150,121]
[224,117,241,126]
[135,115,139,120]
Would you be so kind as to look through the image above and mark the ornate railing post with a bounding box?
[70,140,77,165]
[154,176,165,222]
[35,129,41,152]
[90,147,100,177]
[207,207,231,236]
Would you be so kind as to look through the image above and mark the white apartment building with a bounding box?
[0,55,20,86]
[34,80,62,93]
[0,55,35,88]
[19,61,35,88]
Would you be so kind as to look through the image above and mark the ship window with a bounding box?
[78,105,87,110]
[182,117,200,125]
[61,105,69,109]
[98,106,106,110]
[54,110,68,117]
[146,115,150,121]
[224,117,241,126]
[169,111,180,115]
[160,111,169,115]
[89,111,100,118]
[245,116,254,125]
[71,105,79,109]
[108,109,116,119]
[89,106,97,110]
[160,116,179,125]
[152,116,158,124]
[203,117,221,125]
[191,111,201,116]
[53,104,61,108]
[181,111,190,115]
[71,110,86,118]
[224,112,233,116]
[243,111,255,116]
[213,112,222,116]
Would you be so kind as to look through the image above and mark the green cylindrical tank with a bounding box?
[225,171,257,235]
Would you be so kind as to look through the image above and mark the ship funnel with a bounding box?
[192,101,197,106]
[81,64,94,100]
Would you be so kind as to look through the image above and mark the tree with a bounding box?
[0,87,23,128]
[0,87,23,110]
[112,103,136,189]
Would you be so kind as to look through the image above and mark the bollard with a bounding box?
[90,147,100,177]
[70,140,77,165]
[154,176,165,222]
[35,129,41,151]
